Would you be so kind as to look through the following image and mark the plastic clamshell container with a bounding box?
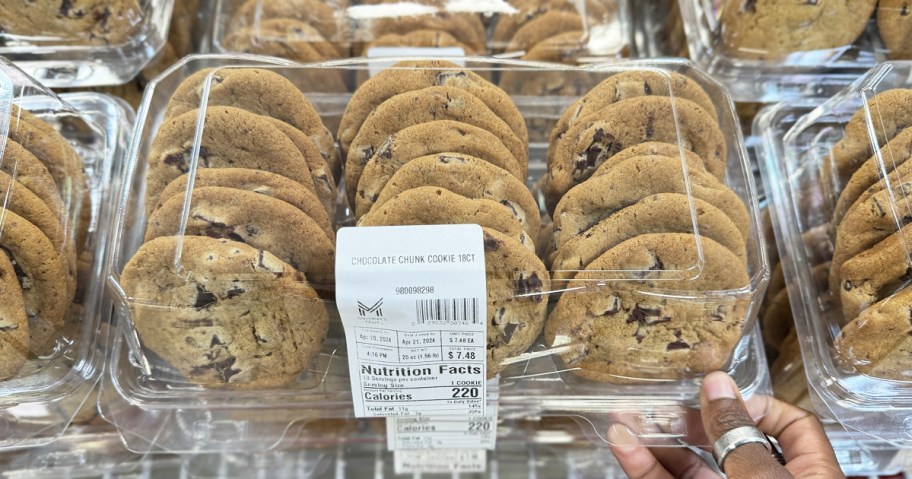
[0,58,134,450]
[102,53,769,453]
[208,0,633,60]
[752,101,910,475]
[677,0,886,102]
[762,61,912,445]
[0,0,175,88]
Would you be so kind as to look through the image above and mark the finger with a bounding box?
[749,394,844,478]
[650,446,720,479]
[607,424,675,479]
[700,372,791,479]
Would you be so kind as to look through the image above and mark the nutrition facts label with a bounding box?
[336,225,488,418]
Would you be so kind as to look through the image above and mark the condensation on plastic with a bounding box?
[101,53,769,453]
[0,0,176,88]
[209,0,633,61]
[0,58,134,450]
[677,0,888,103]
[761,62,912,445]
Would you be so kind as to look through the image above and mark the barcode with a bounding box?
[415,298,480,325]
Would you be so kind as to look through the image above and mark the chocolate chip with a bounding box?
[194,284,218,309]
[515,272,544,297]
[711,307,725,321]
[573,128,618,180]
[502,323,518,343]
[649,256,665,271]
[871,197,886,218]
[0,325,18,332]
[163,151,190,173]
[644,114,655,139]
[190,356,241,383]
[903,4,910,16]
[843,281,853,292]
[436,71,467,85]
[666,340,691,351]
[643,82,653,95]
[59,0,74,16]
[226,284,245,299]
[500,200,520,217]
[484,236,499,252]
[93,8,111,30]
[360,146,375,166]
[742,0,757,13]
[626,305,662,325]
[210,336,224,347]
[600,296,620,316]
[200,218,245,243]
[245,225,259,236]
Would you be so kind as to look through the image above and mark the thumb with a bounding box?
[700,372,792,479]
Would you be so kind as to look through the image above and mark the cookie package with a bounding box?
[100,54,768,453]
[0,0,174,88]
[209,0,632,67]
[678,0,910,103]
[761,61,912,444]
[0,58,133,450]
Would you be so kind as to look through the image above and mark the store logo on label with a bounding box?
[358,298,384,317]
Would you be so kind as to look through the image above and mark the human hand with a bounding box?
[608,371,844,479]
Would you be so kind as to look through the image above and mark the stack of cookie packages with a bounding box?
[0,0,174,87]
[542,69,760,382]
[118,66,339,389]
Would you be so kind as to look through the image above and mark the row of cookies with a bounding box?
[822,89,912,380]
[0,105,88,380]
[718,0,912,61]
[543,71,753,381]
[338,59,550,378]
[120,67,339,388]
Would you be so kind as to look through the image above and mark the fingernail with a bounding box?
[703,371,738,401]
[607,424,638,447]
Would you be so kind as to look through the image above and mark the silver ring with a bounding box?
[712,426,772,470]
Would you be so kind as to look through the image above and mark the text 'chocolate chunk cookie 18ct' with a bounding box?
[118,66,338,388]
[543,70,752,382]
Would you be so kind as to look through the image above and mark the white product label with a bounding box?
[394,449,487,474]
[367,47,466,76]
[336,225,487,418]
[386,384,498,450]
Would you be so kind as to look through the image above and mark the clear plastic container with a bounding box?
[0,58,134,450]
[631,0,687,59]
[677,0,885,103]
[102,53,769,453]
[208,0,633,61]
[0,0,175,88]
[760,61,912,445]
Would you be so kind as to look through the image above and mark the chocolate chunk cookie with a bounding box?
[833,126,912,226]
[356,120,525,216]
[155,169,334,241]
[146,106,317,218]
[0,252,28,381]
[827,89,912,187]
[0,210,71,354]
[552,155,749,248]
[719,0,877,60]
[0,0,143,45]
[355,121,524,217]
[338,60,528,159]
[2,139,67,229]
[222,18,342,59]
[9,105,85,195]
[839,224,912,320]
[545,233,750,382]
[371,153,540,238]
[483,227,550,377]
[831,181,912,305]
[345,86,527,206]
[358,186,535,252]
[357,11,486,56]
[551,193,746,282]
[164,68,338,179]
[266,117,337,218]
[492,0,615,51]
[0,171,77,297]
[228,0,339,42]
[145,187,335,288]
[546,96,726,212]
[836,285,912,380]
[504,10,583,53]
[879,0,912,59]
[549,72,716,165]
[498,31,597,99]
[121,236,329,388]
